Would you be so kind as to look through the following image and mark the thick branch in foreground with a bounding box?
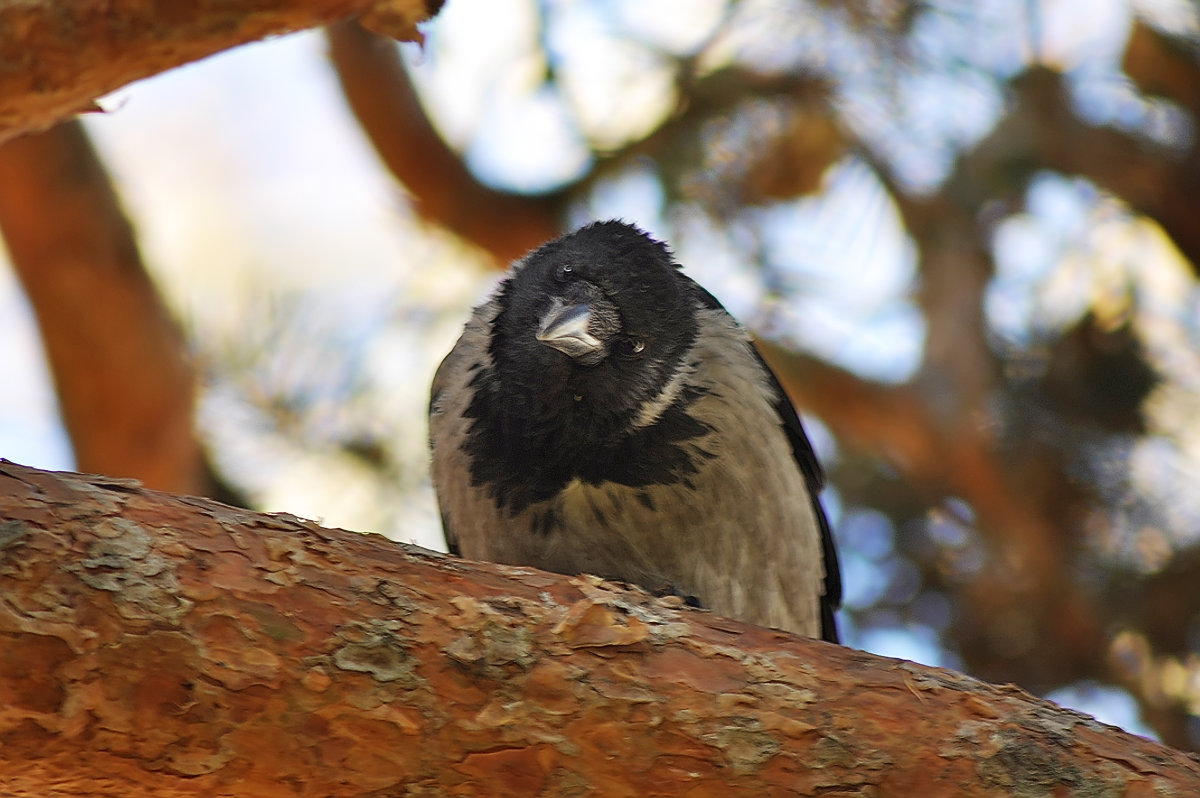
[0,0,439,145]
[0,461,1196,796]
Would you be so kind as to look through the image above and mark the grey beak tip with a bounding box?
[537,301,604,360]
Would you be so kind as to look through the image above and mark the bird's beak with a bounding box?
[536,300,605,362]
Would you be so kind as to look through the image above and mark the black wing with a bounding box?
[695,286,842,643]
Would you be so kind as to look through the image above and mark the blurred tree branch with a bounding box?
[2,459,1199,796]
[1123,21,1200,112]
[759,342,1103,667]
[0,0,440,145]
[0,122,236,501]
[976,62,1200,273]
[323,24,842,262]
[326,19,563,263]
[601,69,841,211]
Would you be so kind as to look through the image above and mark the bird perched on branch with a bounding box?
[429,220,841,642]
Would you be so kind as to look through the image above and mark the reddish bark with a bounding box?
[1,460,1197,795]
[0,0,439,144]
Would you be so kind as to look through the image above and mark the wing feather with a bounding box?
[693,286,842,643]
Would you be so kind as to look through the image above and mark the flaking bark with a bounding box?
[0,460,1197,796]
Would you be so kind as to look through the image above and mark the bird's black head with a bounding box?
[488,221,699,434]
[465,221,706,506]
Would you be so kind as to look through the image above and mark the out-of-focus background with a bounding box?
[2,0,1199,750]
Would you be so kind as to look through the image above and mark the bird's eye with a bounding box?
[613,336,645,357]
[555,264,574,282]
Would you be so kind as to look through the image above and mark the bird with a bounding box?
[429,220,841,642]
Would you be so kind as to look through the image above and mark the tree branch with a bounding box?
[0,0,440,145]
[326,19,563,263]
[0,122,212,496]
[975,65,1200,273]
[0,459,1196,794]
